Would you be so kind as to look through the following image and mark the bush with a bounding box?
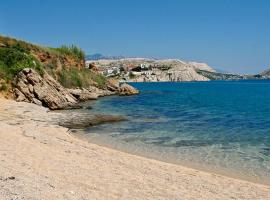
[0,47,44,79]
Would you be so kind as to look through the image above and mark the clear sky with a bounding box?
[1,0,270,74]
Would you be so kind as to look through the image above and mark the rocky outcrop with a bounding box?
[13,68,78,110]
[68,88,98,101]
[119,83,139,95]
[13,68,139,110]
[107,79,139,95]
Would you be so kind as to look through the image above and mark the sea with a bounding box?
[67,80,270,184]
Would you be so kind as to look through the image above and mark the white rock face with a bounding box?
[188,62,216,72]
[129,66,209,82]
[88,58,214,82]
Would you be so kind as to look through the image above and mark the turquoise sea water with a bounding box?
[72,80,270,184]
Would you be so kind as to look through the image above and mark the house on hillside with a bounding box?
[131,64,151,72]
[103,67,120,77]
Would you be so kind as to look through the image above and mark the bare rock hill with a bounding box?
[87,58,215,82]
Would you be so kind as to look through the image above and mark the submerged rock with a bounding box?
[59,114,127,129]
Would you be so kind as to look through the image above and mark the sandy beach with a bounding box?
[0,98,270,200]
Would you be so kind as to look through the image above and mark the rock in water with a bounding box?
[14,68,78,110]
[106,78,120,92]
[68,88,99,101]
[59,114,127,129]
[119,83,139,95]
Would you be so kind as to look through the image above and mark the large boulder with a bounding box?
[107,79,139,96]
[106,78,120,92]
[13,68,78,110]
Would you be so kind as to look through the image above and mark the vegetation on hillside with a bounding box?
[0,46,44,79]
[0,35,108,93]
[54,45,85,61]
[0,39,44,92]
[58,67,107,88]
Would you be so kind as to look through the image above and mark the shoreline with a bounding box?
[0,98,270,199]
[74,131,270,186]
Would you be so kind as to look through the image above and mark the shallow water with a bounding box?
[70,80,270,184]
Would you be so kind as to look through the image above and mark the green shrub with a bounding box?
[0,47,44,79]
[11,42,30,54]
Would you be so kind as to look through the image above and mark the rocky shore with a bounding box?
[13,68,139,110]
[0,98,270,200]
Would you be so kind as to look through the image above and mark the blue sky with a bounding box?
[1,0,270,73]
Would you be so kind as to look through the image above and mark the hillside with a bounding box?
[86,58,215,82]
[260,69,270,78]
[0,35,138,108]
[87,57,270,82]
[0,35,102,89]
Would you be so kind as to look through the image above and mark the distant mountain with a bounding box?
[86,54,125,60]
[260,69,270,78]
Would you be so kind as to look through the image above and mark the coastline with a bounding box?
[73,131,270,186]
[0,98,270,199]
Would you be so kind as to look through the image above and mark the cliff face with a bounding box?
[129,65,209,82]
